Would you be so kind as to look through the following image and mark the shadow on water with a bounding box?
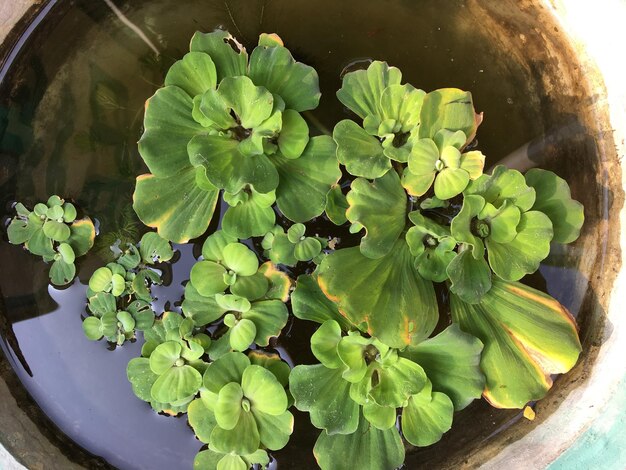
[0,0,616,469]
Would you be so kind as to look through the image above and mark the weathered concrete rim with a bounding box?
[0,0,624,469]
[482,1,626,467]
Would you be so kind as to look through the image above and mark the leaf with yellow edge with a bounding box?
[450,279,581,409]
[133,167,219,243]
[317,240,437,348]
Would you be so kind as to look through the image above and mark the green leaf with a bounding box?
[190,260,228,296]
[188,135,279,194]
[222,243,258,276]
[294,237,322,261]
[62,202,77,223]
[450,194,486,259]
[450,279,582,408]
[89,267,113,292]
[222,189,276,239]
[203,352,251,394]
[24,227,55,258]
[278,109,309,158]
[337,335,371,383]
[139,86,205,178]
[418,88,479,143]
[252,409,294,451]
[287,223,306,243]
[164,52,217,98]
[274,135,342,223]
[46,204,63,220]
[197,88,236,129]
[362,402,396,430]
[404,138,439,196]
[336,61,402,119]
[313,411,405,470]
[210,409,260,456]
[249,44,320,112]
[242,300,289,346]
[111,273,125,296]
[192,449,221,470]
[7,218,37,244]
[140,232,174,264]
[151,365,202,404]
[310,320,343,369]
[333,120,390,179]
[230,272,269,301]
[67,218,96,257]
[127,357,159,402]
[346,170,407,259]
[100,311,118,338]
[486,211,553,281]
[247,350,290,387]
[190,30,248,82]
[525,168,584,244]
[481,201,521,244]
[117,311,136,332]
[325,185,349,225]
[182,282,226,326]
[291,274,353,330]
[217,455,247,470]
[401,389,454,446]
[218,76,274,129]
[43,220,70,242]
[401,324,484,410]
[150,341,182,375]
[267,232,297,267]
[352,357,427,408]
[466,165,536,212]
[290,364,359,435]
[215,382,244,430]
[380,83,425,130]
[229,319,257,351]
[216,294,251,313]
[434,167,470,200]
[82,316,104,341]
[202,230,238,262]
[133,167,219,243]
[88,292,116,316]
[317,240,437,348]
[188,398,218,443]
[49,259,75,286]
[447,249,492,304]
[242,365,288,415]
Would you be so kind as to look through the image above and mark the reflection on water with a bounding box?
[0,0,592,468]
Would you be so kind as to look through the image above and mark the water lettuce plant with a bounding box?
[82,231,173,345]
[7,195,95,285]
[133,31,340,243]
[2,29,584,470]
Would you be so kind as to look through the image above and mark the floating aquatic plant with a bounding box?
[6,195,95,285]
[82,231,173,345]
[132,31,340,243]
[0,29,585,470]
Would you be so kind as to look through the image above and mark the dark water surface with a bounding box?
[0,1,590,469]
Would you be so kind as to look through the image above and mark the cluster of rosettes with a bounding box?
[133,31,340,244]
[82,232,173,345]
[7,195,95,285]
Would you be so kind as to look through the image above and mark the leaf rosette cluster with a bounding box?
[133,31,340,243]
[82,232,173,345]
[7,195,95,285]
[187,351,293,468]
[182,231,290,358]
